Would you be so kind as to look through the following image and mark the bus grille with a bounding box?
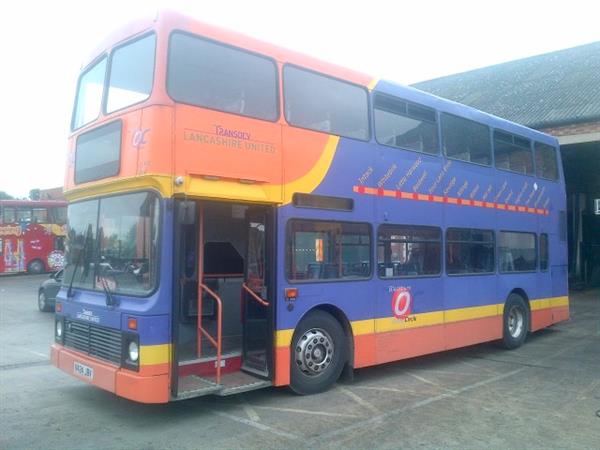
[63,320,122,366]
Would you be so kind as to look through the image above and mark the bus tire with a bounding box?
[27,259,44,274]
[501,294,529,349]
[38,290,52,312]
[290,310,347,395]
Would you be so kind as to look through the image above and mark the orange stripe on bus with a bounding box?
[354,186,549,215]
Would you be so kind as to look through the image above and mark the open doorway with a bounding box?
[173,200,274,398]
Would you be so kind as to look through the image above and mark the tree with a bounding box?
[0,191,14,200]
[29,189,41,200]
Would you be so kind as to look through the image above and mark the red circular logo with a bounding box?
[391,287,412,319]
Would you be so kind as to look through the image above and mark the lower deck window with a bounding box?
[287,220,371,281]
[446,228,495,274]
[378,225,441,277]
[499,231,537,272]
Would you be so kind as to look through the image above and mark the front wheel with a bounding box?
[501,294,529,349]
[290,311,348,395]
[38,291,52,312]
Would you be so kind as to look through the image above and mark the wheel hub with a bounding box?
[508,305,524,338]
[295,328,334,376]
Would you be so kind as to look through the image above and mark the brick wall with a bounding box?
[541,121,600,137]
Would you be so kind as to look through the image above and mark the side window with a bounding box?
[559,211,567,242]
[535,142,559,180]
[287,220,371,281]
[167,32,278,121]
[494,130,533,175]
[377,225,441,278]
[446,228,495,274]
[16,208,32,223]
[32,208,48,223]
[3,208,16,223]
[499,231,537,272]
[374,94,438,154]
[441,113,491,165]
[51,207,67,225]
[540,233,549,271]
[72,57,107,130]
[283,65,369,140]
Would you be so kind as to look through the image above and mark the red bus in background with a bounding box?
[0,200,67,274]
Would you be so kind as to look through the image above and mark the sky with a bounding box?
[1,0,598,199]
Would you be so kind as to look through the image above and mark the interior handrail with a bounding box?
[242,282,270,307]
[198,282,223,384]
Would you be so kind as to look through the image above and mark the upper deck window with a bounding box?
[72,57,107,130]
[374,94,438,154]
[494,130,533,175]
[441,113,491,166]
[535,142,559,180]
[106,33,156,113]
[167,32,278,121]
[283,66,369,140]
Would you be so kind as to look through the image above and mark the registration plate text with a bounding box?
[73,361,94,379]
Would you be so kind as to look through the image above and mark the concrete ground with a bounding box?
[1,274,598,450]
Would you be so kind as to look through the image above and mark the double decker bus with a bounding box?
[0,200,67,274]
[51,11,568,403]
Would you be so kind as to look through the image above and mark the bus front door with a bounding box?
[241,208,272,377]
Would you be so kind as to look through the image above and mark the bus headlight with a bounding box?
[56,320,63,338]
[128,341,139,362]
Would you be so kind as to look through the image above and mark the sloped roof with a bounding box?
[412,41,600,129]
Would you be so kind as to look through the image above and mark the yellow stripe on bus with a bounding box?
[265,135,340,205]
[367,78,379,91]
[65,174,173,202]
[375,311,444,333]
[444,303,501,323]
[273,296,567,348]
[140,343,171,366]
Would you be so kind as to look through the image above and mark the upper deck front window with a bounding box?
[71,34,156,131]
[106,33,156,113]
[72,57,107,130]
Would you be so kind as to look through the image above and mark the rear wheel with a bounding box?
[501,294,529,349]
[290,311,347,395]
[28,259,44,274]
[38,291,52,312]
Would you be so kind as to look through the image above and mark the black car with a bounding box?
[38,270,63,312]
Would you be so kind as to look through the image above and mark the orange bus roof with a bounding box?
[82,9,374,88]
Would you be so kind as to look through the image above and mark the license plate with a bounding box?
[74,361,94,379]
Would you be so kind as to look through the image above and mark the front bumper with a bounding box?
[51,344,170,403]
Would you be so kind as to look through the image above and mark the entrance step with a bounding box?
[216,371,271,396]
[176,375,221,399]
[176,371,271,400]
[179,351,242,377]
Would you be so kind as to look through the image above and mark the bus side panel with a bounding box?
[274,136,378,384]
[373,148,446,364]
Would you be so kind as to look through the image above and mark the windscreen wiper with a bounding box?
[67,224,93,299]
[99,276,118,308]
[66,247,83,299]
